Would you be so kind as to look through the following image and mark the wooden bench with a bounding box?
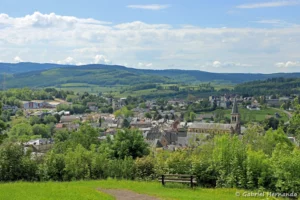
[158,174,197,188]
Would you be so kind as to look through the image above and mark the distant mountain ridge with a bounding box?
[0,62,68,74]
[1,62,300,88]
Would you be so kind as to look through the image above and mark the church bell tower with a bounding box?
[231,98,241,134]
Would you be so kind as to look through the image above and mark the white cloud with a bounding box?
[57,57,76,65]
[114,21,171,30]
[252,19,297,27]
[275,61,300,68]
[254,19,283,24]
[94,55,111,64]
[196,61,254,72]
[0,12,110,29]
[1,12,300,73]
[127,4,170,10]
[14,56,23,63]
[237,1,300,9]
[137,62,153,68]
[212,61,222,68]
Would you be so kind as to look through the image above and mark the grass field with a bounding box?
[230,107,289,122]
[200,106,290,123]
[0,179,274,200]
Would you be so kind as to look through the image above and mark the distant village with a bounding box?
[4,92,296,154]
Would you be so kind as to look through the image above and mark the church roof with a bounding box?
[189,123,234,131]
[231,98,239,114]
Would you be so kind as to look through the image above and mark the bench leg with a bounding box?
[190,176,193,188]
[162,175,165,186]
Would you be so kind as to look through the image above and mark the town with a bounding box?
[2,88,296,155]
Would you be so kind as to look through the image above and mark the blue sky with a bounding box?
[0,0,300,73]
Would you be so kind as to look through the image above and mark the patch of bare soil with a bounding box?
[98,188,160,200]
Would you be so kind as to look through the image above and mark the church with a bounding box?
[188,98,241,134]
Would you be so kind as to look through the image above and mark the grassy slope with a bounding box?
[234,107,289,122]
[0,180,271,200]
[200,107,289,122]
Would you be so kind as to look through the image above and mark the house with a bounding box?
[112,98,127,111]
[60,115,82,123]
[120,98,127,106]
[143,126,162,140]
[55,122,80,131]
[25,139,51,146]
[24,139,54,154]
[55,123,64,130]
[247,105,261,111]
[22,101,48,109]
[130,119,152,129]
[266,99,281,107]
[87,102,98,112]
[160,130,178,146]
[67,123,80,131]
[220,101,230,109]
[107,123,118,129]
[2,104,19,113]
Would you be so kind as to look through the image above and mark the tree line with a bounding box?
[1,122,300,194]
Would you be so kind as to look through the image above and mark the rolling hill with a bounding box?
[0,62,68,74]
[234,77,300,96]
[1,63,300,89]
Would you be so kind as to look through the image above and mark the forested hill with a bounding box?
[3,65,175,88]
[0,62,68,74]
[234,77,300,96]
[1,62,300,88]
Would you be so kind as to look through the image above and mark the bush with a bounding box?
[135,156,155,180]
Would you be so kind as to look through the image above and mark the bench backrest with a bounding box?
[158,174,197,186]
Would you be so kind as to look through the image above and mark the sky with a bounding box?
[0,0,300,73]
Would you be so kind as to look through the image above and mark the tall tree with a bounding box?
[111,129,149,159]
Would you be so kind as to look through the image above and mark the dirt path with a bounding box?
[98,188,160,200]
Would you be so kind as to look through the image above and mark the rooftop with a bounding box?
[189,122,234,131]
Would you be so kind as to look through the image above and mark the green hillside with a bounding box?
[5,65,176,88]
[2,63,300,90]
[0,62,67,74]
[234,77,300,96]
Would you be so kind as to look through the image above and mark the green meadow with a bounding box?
[0,180,273,200]
[227,107,289,122]
[198,106,290,123]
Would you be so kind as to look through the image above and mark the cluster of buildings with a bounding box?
[98,99,243,150]
[8,93,299,154]
[209,95,233,109]
[265,96,294,107]
[21,100,62,109]
[105,97,127,111]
